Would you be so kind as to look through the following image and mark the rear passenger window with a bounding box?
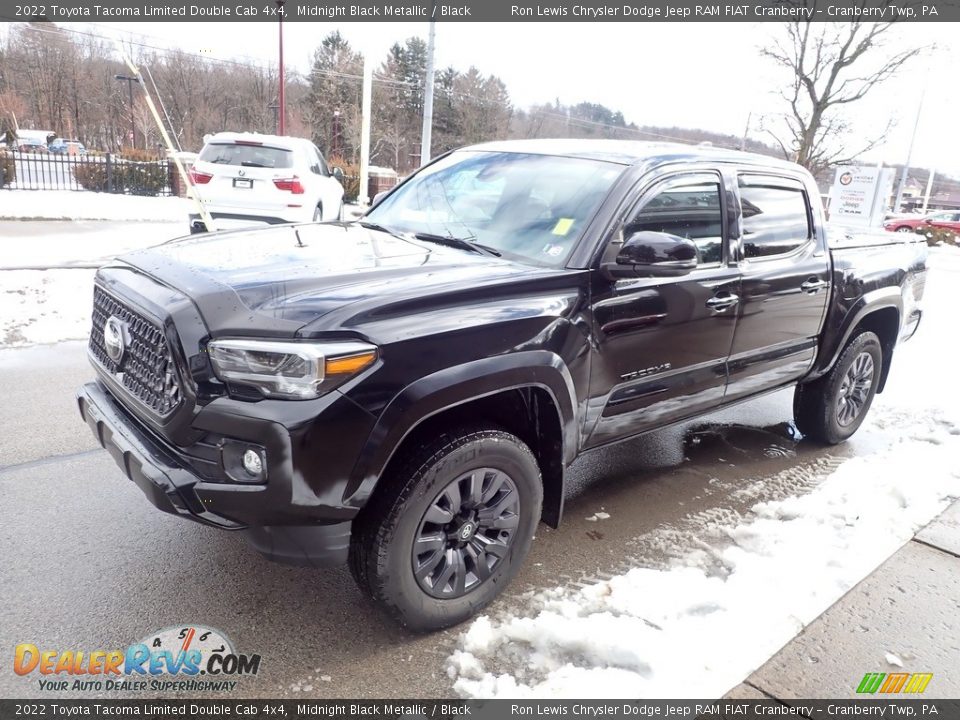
[627,177,724,265]
[738,179,811,259]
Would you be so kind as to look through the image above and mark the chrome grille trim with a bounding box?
[89,286,183,417]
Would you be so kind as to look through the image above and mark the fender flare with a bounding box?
[813,286,902,382]
[343,350,579,512]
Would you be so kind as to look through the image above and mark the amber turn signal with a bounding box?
[325,351,377,375]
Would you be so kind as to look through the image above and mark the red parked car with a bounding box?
[884,210,960,234]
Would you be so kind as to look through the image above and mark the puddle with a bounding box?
[684,421,801,463]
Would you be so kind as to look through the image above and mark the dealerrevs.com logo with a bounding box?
[14,625,262,693]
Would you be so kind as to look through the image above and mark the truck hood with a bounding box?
[117,222,566,337]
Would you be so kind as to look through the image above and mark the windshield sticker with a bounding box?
[551,218,575,236]
[542,244,565,257]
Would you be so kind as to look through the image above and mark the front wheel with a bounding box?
[349,427,542,631]
[896,226,915,233]
[794,331,882,444]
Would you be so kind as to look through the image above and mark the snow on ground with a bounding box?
[448,246,960,699]
[1,269,96,346]
[0,189,193,222]
[0,221,186,269]
[0,219,190,347]
[0,190,366,223]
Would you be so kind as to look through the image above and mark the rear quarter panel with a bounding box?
[813,228,928,380]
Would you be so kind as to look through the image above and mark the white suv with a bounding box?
[188,132,345,233]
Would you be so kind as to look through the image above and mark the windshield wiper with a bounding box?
[240,161,269,167]
[412,232,501,257]
[358,220,403,237]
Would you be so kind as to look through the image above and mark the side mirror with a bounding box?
[332,167,345,182]
[602,231,698,280]
[371,190,388,207]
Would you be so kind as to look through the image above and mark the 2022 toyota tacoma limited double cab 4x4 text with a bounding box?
[77,140,927,630]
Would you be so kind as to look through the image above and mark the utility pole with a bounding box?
[359,56,373,205]
[740,112,752,152]
[419,14,436,166]
[277,0,286,135]
[893,74,928,213]
[114,74,138,149]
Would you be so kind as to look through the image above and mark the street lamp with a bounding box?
[114,74,139,150]
[276,0,286,135]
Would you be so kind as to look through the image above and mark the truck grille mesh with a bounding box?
[89,287,182,416]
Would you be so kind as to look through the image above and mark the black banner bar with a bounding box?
[0,699,958,719]
[1,0,960,22]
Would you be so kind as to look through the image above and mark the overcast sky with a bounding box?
[17,21,960,177]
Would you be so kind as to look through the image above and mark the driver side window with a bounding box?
[623,175,725,266]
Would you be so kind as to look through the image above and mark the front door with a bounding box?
[585,171,740,448]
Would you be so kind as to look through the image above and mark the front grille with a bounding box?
[89,287,183,416]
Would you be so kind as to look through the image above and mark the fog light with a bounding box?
[242,449,263,477]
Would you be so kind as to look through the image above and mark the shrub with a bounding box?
[73,163,110,192]
[73,157,169,196]
[328,156,361,203]
[918,226,957,247]
[0,150,15,186]
[118,146,164,162]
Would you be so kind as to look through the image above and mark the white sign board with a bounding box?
[829,165,894,227]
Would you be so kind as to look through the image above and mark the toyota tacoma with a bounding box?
[77,140,927,630]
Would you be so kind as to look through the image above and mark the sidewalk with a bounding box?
[726,499,960,703]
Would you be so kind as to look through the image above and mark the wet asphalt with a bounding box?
[0,340,892,699]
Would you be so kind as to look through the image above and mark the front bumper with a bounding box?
[77,381,354,567]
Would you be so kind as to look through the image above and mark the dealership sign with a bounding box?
[830,165,896,227]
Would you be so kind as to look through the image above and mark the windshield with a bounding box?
[365,151,625,266]
[199,142,293,169]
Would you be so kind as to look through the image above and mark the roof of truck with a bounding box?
[463,138,801,171]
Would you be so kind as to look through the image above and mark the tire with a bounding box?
[349,427,542,631]
[896,226,915,233]
[794,331,882,444]
[312,204,323,222]
[335,201,344,222]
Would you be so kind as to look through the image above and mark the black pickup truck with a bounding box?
[77,140,926,630]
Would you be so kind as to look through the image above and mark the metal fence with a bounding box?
[0,152,176,196]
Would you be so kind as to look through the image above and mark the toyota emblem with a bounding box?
[103,316,127,364]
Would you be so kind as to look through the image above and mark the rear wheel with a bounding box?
[349,427,542,631]
[313,204,323,222]
[794,331,882,444]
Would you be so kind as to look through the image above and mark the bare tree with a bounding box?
[761,17,924,176]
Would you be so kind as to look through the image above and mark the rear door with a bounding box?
[585,170,740,447]
[724,172,831,403]
[307,144,345,220]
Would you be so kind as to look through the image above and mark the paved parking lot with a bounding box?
[0,339,887,698]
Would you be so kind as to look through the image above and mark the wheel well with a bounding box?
[852,307,899,392]
[374,388,565,528]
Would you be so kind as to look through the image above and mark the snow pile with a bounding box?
[0,190,192,222]
[449,409,960,698]
[449,246,960,699]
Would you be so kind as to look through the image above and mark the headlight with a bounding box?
[207,339,377,399]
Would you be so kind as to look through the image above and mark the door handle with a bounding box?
[800,278,830,294]
[706,293,739,311]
